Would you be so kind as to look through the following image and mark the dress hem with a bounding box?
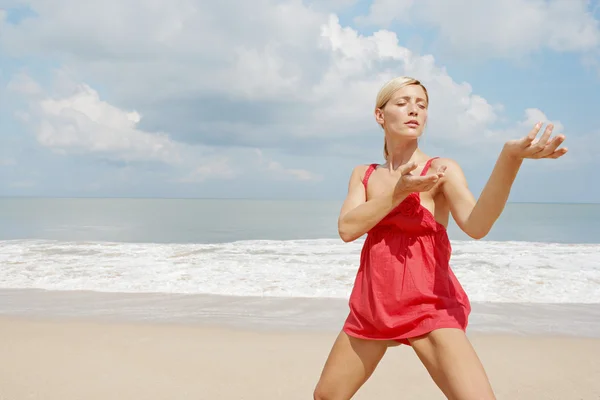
[342,321,468,346]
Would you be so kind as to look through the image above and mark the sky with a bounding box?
[0,0,599,203]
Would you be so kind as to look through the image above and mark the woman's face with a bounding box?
[375,84,428,139]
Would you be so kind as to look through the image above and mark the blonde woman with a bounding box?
[313,76,567,400]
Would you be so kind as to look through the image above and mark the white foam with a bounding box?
[0,239,598,303]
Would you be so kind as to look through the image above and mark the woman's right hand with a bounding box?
[393,161,446,199]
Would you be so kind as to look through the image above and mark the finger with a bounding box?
[543,147,568,159]
[419,174,439,183]
[417,175,440,189]
[406,175,433,190]
[522,122,543,147]
[535,134,565,158]
[406,176,434,188]
[532,123,554,149]
[400,161,418,176]
[413,183,431,192]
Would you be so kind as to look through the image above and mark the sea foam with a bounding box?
[0,239,598,303]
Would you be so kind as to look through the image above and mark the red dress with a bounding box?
[343,158,471,345]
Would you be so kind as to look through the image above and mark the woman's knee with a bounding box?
[312,385,335,400]
[313,383,356,400]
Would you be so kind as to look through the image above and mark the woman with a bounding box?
[313,76,567,400]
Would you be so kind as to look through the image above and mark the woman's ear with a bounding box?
[374,108,384,126]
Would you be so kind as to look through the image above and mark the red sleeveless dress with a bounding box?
[343,158,471,345]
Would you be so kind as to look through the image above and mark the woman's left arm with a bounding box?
[441,122,568,239]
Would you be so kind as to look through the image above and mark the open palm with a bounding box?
[504,122,568,160]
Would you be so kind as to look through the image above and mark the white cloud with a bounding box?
[0,0,327,103]
[0,1,503,151]
[7,70,321,184]
[0,0,578,187]
[358,0,600,59]
[8,72,182,164]
[313,15,499,144]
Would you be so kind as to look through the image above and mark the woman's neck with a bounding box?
[384,138,424,170]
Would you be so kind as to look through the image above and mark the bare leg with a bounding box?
[313,331,388,400]
[408,328,496,400]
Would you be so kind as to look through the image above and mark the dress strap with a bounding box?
[362,163,378,188]
[420,157,439,176]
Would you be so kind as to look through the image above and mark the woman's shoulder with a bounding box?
[431,157,463,171]
[346,163,378,187]
[430,157,468,186]
[350,163,377,177]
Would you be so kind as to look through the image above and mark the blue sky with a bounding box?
[1,0,599,202]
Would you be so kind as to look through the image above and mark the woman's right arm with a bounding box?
[337,165,404,243]
[337,162,446,242]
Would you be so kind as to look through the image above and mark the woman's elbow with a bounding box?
[337,222,357,243]
[461,217,490,240]
[466,227,489,240]
[338,228,356,243]
[468,232,486,240]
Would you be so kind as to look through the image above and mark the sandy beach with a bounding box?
[1,316,599,400]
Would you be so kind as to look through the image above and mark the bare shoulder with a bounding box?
[354,163,372,175]
[433,157,462,171]
[433,157,468,184]
[348,164,372,183]
[339,164,373,217]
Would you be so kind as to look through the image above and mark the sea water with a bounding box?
[0,198,598,335]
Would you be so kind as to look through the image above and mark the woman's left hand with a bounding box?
[503,122,568,160]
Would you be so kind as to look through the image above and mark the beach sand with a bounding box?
[1,316,599,400]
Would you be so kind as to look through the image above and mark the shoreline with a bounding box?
[1,288,599,338]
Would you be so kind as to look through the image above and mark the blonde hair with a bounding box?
[375,76,429,160]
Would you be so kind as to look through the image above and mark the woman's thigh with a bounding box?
[408,328,496,400]
[313,331,389,400]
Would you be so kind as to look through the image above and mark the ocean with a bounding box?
[0,198,599,336]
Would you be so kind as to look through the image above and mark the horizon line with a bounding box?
[0,195,598,205]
